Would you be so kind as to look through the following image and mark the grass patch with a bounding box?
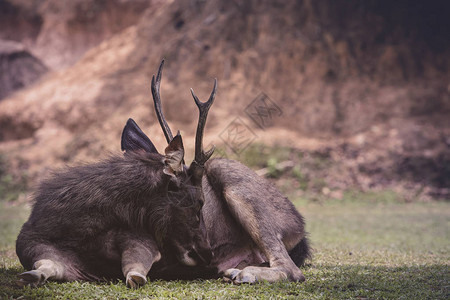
[214,143,294,170]
[0,154,28,203]
[0,197,448,299]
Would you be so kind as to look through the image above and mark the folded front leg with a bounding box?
[119,233,161,289]
[220,188,307,284]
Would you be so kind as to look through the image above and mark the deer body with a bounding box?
[202,158,309,283]
[16,131,213,288]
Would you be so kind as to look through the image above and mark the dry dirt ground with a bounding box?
[0,0,449,200]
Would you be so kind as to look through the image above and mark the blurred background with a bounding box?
[0,0,449,202]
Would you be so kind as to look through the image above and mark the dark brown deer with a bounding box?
[15,94,215,287]
[16,60,310,288]
[143,60,310,284]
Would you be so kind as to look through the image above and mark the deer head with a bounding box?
[120,59,216,267]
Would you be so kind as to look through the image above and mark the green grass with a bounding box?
[0,154,28,203]
[0,198,449,299]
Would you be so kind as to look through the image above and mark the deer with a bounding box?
[15,85,214,287]
[133,60,310,284]
[16,59,310,288]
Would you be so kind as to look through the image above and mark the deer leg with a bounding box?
[223,253,305,284]
[221,189,305,284]
[119,234,161,289]
[17,259,65,287]
[224,266,295,284]
[16,244,76,287]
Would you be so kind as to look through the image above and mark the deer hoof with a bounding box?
[17,270,45,287]
[289,267,306,282]
[223,268,241,281]
[295,273,306,282]
[234,272,257,284]
[126,271,147,289]
[223,268,257,284]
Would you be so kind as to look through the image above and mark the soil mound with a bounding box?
[0,0,448,200]
[0,39,47,100]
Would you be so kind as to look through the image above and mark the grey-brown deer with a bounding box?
[15,60,310,288]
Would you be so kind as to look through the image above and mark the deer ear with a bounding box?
[163,133,184,176]
[121,118,158,153]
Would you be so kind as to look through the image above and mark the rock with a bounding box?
[0,39,48,100]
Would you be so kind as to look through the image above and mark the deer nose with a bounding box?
[188,247,213,266]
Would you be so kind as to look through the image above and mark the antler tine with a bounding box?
[151,59,174,144]
[190,78,217,166]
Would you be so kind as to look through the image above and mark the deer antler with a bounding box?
[150,59,216,172]
[151,59,174,144]
[190,79,217,167]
